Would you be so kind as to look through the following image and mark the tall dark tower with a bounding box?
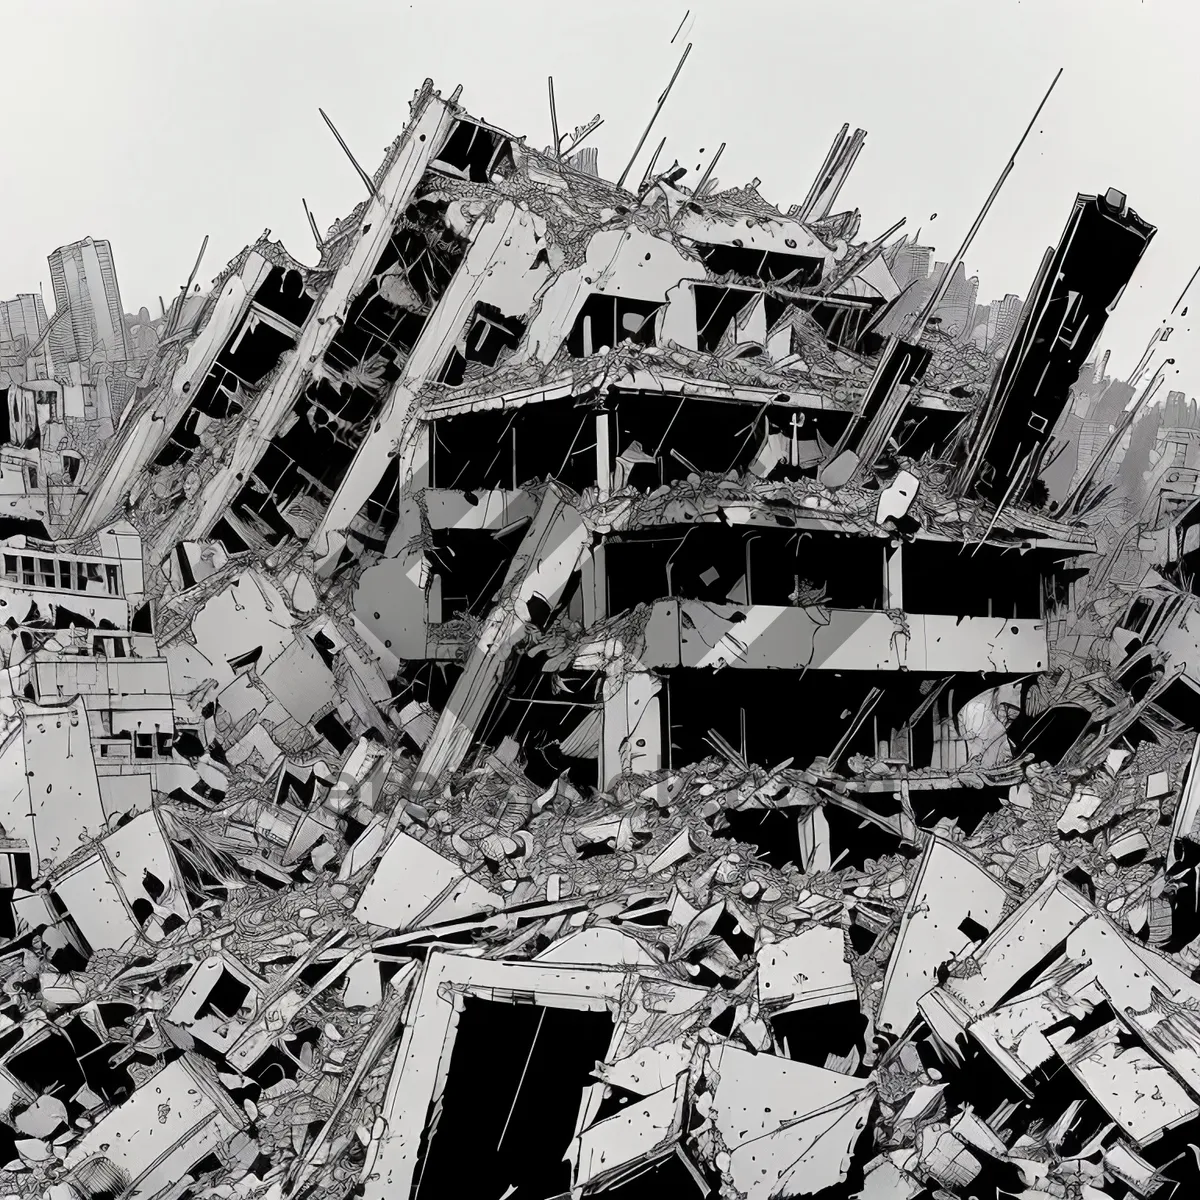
[959,188,1155,503]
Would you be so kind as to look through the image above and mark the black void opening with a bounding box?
[664,670,964,773]
[605,527,886,612]
[773,1000,869,1071]
[904,541,1045,620]
[566,295,662,357]
[412,996,614,1200]
[609,394,851,486]
[430,399,597,493]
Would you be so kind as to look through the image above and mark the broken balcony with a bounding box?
[596,528,1065,677]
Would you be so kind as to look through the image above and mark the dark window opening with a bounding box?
[310,628,338,670]
[354,458,402,546]
[430,399,597,493]
[438,302,527,386]
[131,601,154,635]
[217,316,296,389]
[773,1000,868,1071]
[209,517,249,556]
[605,527,886,612]
[231,376,395,548]
[323,288,422,382]
[566,295,662,357]
[0,388,9,445]
[429,526,530,621]
[665,670,953,775]
[196,969,252,1022]
[6,1028,84,1097]
[904,541,1044,619]
[323,207,468,382]
[253,266,315,327]
[1007,703,1094,767]
[695,242,824,286]
[189,366,246,420]
[911,786,1006,837]
[610,393,850,487]
[431,119,514,183]
[473,661,599,791]
[1125,597,1154,634]
[314,711,353,754]
[693,285,786,354]
[275,762,324,809]
[825,803,909,871]
[154,407,202,468]
[886,407,969,463]
[710,806,809,871]
[411,996,613,1200]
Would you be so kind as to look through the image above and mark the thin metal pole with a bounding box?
[319,108,381,201]
[548,77,561,159]
[909,68,1062,339]
[302,198,323,252]
[497,1007,547,1151]
[616,43,692,189]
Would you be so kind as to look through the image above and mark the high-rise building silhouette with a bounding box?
[932,261,978,339]
[961,188,1155,503]
[0,294,51,380]
[986,293,1023,352]
[889,241,933,291]
[47,237,131,368]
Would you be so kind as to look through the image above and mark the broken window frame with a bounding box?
[566,295,663,358]
[369,953,687,1200]
[2,553,121,596]
[429,118,513,183]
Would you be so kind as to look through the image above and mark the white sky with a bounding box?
[2,0,1199,396]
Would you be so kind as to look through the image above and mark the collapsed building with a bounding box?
[1,75,1199,1200]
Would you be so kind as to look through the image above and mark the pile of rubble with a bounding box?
[0,566,1197,1200]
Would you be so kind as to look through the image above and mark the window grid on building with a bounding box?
[2,554,122,596]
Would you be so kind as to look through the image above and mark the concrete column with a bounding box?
[580,542,608,628]
[885,542,904,610]
[595,410,612,500]
[407,484,591,797]
[599,669,663,788]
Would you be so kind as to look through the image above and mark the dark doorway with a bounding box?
[413,996,614,1200]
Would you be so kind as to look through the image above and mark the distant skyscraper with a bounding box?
[47,237,131,368]
[987,293,1022,352]
[970,302,992,348]
[1074,377,1136,483]
[932,261,978,339]
[0,294,51,380]
[889,242,933,291]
